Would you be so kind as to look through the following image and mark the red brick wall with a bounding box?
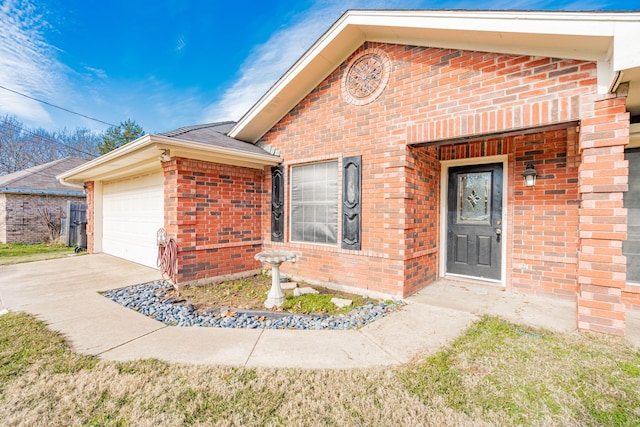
[261,153,407,296]
[576,95,629,336]
[512,129,581,297]
[259,42,602,298]
[623,284,640,310]
[404,145,440,295]
[404,50,594,142]
[162,158,265,284]
[435,129,580,298]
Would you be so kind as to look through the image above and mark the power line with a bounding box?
[1,119,98,159]
[0,84,117,127]
[0,115,100,187]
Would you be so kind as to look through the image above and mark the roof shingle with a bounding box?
[160,122,271,156]
[0,157,88,195]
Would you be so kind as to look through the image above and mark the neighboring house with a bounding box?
[1,157,87,244]
[60,10,640,336]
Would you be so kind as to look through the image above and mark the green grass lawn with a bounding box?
[1,312,638,426]
[0,243,75,265]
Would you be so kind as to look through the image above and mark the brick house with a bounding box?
[60,11,640,336]
[0,157,87,243]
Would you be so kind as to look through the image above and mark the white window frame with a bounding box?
[289,160,339,246]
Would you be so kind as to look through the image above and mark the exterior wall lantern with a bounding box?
[522,164,537,187]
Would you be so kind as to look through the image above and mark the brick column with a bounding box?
[577,95,629,336]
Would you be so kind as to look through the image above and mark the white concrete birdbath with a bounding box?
[254,250,297,308]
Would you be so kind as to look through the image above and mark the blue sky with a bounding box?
[0,0,633,135]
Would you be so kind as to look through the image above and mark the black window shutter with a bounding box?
[342,156,362,250]
[271,166,284,242]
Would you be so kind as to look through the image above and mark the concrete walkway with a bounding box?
[1,254,637,368]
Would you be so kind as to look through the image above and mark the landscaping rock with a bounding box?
[297,287,319,295]
[102,280,404,331]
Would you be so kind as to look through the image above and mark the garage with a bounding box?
[102,171,164,268]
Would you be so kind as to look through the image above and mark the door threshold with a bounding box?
[444,273,504,287]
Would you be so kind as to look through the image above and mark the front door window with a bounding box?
[457,172,492,224]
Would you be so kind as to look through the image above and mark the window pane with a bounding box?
[303,205,315,222]
[316,205,328,223]
[291,222,303,241]
[457,172,491,225]
[624,149,640,283]
[291,161,338,244]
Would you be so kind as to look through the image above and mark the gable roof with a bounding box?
[228,9,640,143]
[0,157,87,196]
[58,122,280,186]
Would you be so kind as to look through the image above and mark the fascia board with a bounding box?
[58,134,281,185]
[63,158,160,184]
[57,134,153,183]
[346,10,625,36]
[0,187,85,196]
[151,135,282,166]
[613,22,640,71]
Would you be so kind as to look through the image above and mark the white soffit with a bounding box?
[229,10,640,143]
[57,134,281,185]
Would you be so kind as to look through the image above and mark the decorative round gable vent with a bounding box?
[342,48,390,106]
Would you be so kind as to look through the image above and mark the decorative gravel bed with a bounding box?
[103,280,404,330]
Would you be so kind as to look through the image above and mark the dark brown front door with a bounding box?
[447,163,503,280]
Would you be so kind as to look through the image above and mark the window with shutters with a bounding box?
[290,161,338,245]
[286,157,362,249]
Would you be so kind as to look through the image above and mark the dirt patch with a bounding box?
[165,274,377,315]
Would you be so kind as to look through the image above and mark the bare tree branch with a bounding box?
[38,207,63,243]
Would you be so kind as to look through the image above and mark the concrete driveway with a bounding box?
[2,253,634,368]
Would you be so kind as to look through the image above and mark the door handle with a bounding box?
[495,228,502,242]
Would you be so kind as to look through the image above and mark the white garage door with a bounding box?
[102,172,164,268]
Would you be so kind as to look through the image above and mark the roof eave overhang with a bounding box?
[0,188,85,196]
[57,134,282,186]
[228,10,640,143]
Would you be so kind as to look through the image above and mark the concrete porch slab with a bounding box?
[359,303,478,363]
[407,279,577,334]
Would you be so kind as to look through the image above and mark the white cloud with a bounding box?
[175,35,187,52]
[201,0,413,124]
[200,0,622,125]
[0,0,66,127]
[84,66,108,80]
